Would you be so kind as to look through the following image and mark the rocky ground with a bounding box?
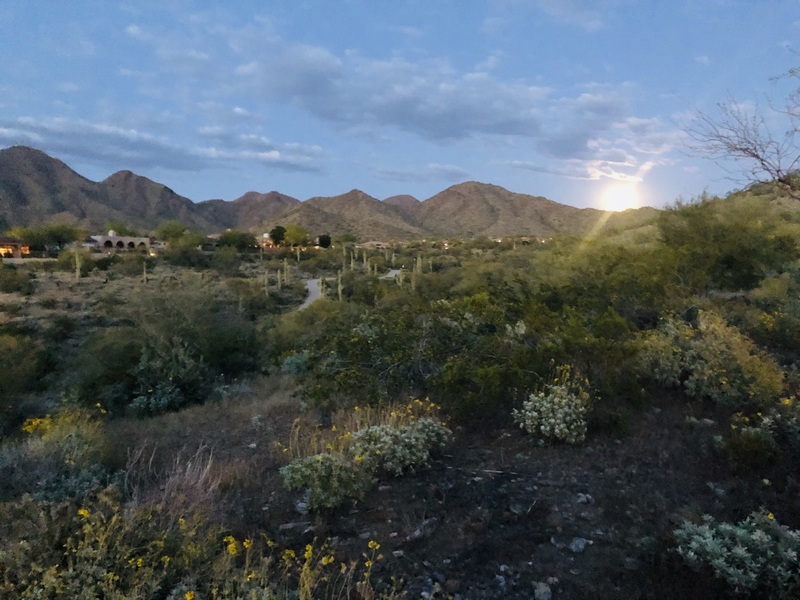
[132,386,776,600]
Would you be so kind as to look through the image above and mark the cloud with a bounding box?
[0,116,206,171]
[537,87,630,158]
[534,0,606,30]
[694,54,710,66]
[376,163,470,183]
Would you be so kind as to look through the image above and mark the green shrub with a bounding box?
[280,453,372,510]
[513,365,591,445]
[723,423,778,471]
[636,311,785,410]
[0,264,33,294]
[674,511,800,598]
[350,417,452,476]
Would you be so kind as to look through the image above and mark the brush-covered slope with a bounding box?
[280,189,429,240]
[196,191,300,231]
[0,146,215,233]
[0,146,113,229]
[99,170,215,232]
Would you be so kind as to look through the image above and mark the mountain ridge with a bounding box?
[0,145,659,240]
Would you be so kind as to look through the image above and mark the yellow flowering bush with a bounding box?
[513,365,591,445]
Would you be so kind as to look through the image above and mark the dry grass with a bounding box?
[282,397,445,461]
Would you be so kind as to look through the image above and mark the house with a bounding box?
[0,236,30,258]
[87,230,153,253]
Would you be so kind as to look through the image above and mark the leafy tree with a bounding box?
[217,229,257,251]
[269,225,286,246]
[9,224,82,251]
[318,233,332,248]
[153,221,196,243]
[284,224,309,247]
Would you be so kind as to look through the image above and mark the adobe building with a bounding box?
[88,230,153,253]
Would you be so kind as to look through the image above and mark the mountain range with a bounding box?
[0,146,659,240]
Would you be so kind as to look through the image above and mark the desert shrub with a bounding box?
[0,407,114,501]
[0,333,41,397]
[723,421,779,471]
[513,365,592,445]
[636,311,785,410]
[109,252,153,278]
[0,264,33,294]
[281,400,452,509]
[125,283,258,413]
[280,453,372,510]
[66,326,142,413]
[211,245,241,275]
[350,417,452,476]
[130,380,187,417]
[674,511,800,598]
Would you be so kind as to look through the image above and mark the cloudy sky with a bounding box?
[1,1,798,210]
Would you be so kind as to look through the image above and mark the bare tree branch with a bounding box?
[686,70,800,199]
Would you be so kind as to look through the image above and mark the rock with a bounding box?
[294,499,309,515]
[624,557,642,570]
[569,537,589,553]
[533,581,552,600]
[406,517,439,542]
[278,521,311,531]
[445,579,461,594]
[576,493,594,504]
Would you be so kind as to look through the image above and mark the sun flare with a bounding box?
[599,183,641,212]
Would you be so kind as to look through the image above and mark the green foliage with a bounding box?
[153,220,192,242]
[723,421,778,471]
[318,233,332,248]
[0,332,42,433]
[0,408,114,502]
[513,365,592,445]
[658,195,799,291]
[0,264,33,294]
[66,326,142,414]
[674,511,800,598]
[269,224,286,245]
[9,224,83,252]
[350,418,452,476]
[210,245,241,275]
[280,453,372,510]
[217,229,257,251]
[283,224,310,247]
[635,312,785,410]
[109,252,153,278]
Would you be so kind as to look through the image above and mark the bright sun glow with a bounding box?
[599,183,642,211]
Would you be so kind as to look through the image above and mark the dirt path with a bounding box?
[298,278,321,310]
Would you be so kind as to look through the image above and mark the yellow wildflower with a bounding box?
[243,538,253,549]
[77,508,90,519]
[768,512,775,520]
[224,535,238,556]
[304,544,313,560]
[322,555,335,566]
[185,592,196,600]
[364,559,373,568]
[367,540,380,551]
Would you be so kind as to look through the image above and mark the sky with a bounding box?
[1,1,798,211]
